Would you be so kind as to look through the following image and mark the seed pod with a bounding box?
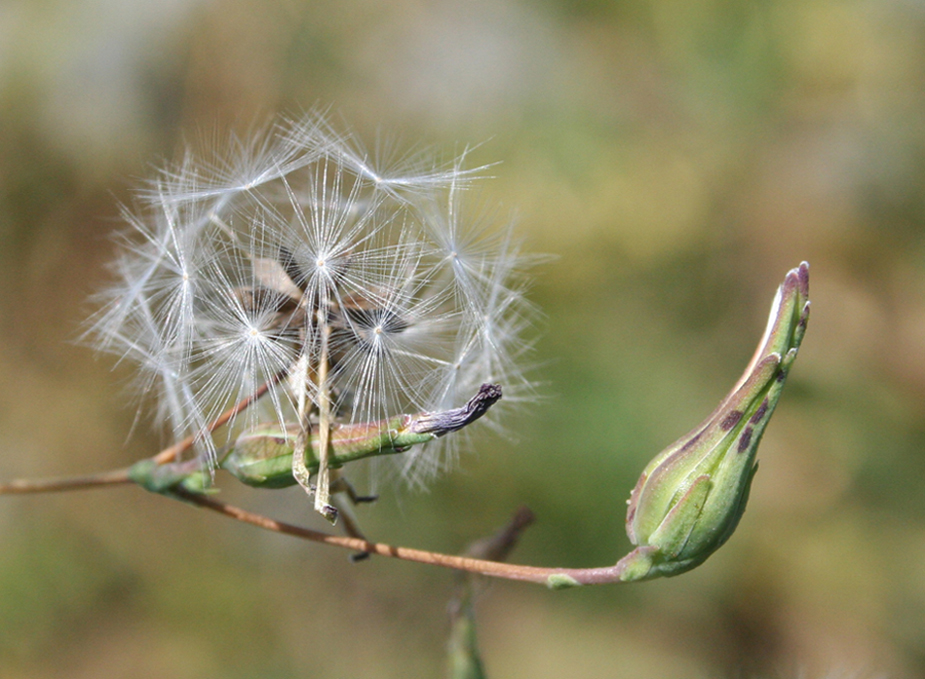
[224,383,502,488]
[617,263,810,582]
[129,384,502,494]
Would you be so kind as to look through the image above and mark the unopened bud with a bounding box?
[130,385,503,494]
[224,384,501,489]
[616,262,809,582]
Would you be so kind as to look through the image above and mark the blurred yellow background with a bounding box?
[2,1,924,677]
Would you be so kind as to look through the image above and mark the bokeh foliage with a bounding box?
[1,0,924,676]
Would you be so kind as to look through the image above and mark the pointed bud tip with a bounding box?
[781,262,809,302]
[797,261,809,294]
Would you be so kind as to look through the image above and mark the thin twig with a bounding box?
[447,507,535,678]
[0,370,289,494]
[152,368,289,465]
[176,491,631,587]
[0,370,626,585]
[460,506,536,563]
[0,468,133,494]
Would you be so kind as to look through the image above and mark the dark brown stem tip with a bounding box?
[412,383,503,436]
[466,383,503,418]
[509,505,537,532]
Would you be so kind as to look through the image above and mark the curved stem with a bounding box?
[177,491,630,588]
[0,365,630,585]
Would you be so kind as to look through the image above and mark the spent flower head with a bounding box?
[87,113,539,492]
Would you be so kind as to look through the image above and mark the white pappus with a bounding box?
[85,112,541,499]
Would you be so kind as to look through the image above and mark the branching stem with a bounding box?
[0,372,628,586]
[2,452,631,587]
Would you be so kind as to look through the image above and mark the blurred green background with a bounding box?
[2,0,924,677]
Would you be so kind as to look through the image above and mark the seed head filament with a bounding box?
[84,112,539,496]
[313,299,336,522]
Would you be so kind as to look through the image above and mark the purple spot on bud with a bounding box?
[680,428,705,452]
[737,427,753,453]
[750,398,769,424]
[720,411,743,431]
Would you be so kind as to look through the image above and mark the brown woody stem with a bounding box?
[0,468,133,494]
[0,370,630,586]
[176,491,631,587]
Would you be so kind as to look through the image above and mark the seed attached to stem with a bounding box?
[129,384,503,494]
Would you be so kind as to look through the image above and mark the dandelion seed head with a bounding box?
[86,112,541,489]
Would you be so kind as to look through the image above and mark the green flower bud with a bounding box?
[617,263,809,582]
